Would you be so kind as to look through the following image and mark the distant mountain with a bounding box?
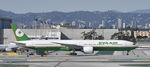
[132,9,150,13]
[0,9,150,29]
[0,9,16,17]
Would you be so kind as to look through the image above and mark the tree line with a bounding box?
[81,29,136,43]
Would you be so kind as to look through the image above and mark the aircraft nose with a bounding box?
[129,41,135,45]
[132,42,137,45]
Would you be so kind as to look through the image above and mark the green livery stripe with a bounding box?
[25,46,136,51]
[93,47,136,51]
[26,46,70,51]
[10,24,30,41]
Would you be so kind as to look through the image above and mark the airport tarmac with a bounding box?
[0,42,150,67]
[0,55,150,67]
[0,50,150,67]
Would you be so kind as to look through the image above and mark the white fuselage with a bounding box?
[16,40,137,48]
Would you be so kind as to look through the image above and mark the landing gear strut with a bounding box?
[127,51,130,55]
[70,49,77,55]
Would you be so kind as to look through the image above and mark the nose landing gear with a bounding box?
[127,51,130,55]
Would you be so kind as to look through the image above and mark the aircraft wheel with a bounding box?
[70,53,77,55]
[127,51,129,55]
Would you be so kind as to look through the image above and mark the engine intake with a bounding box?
[82,46,93,54]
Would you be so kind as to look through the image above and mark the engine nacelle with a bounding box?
[5,48,12,51]
[82,46,93,54]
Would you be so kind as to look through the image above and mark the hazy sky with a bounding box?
[0,0,149,13]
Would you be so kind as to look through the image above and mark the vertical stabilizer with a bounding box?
[10,24,30,41]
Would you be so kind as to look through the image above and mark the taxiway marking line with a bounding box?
[54,59,69,67]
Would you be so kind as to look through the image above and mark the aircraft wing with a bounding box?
[11,41,26,47]
[52,42,83,50]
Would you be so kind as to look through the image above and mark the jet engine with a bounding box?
[82,46,93,54]
[5,48,12,51]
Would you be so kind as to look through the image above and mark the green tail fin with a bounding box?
[10,23,30,41]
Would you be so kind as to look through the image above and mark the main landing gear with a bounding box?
[70,53,77,55]
[70,49,77,55]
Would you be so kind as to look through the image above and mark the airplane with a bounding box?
[10,23,138,55]
[0,43,17,52]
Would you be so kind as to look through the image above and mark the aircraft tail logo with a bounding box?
[16,29,24,37]
[10,24,30,41]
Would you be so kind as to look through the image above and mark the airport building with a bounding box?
[121,30,150,40]
[3,29,118,44]
[1,19,150,44]
[134,30,150,39]
[0,18,119,44]
[0,18,12,44]
[0,18,12,29]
